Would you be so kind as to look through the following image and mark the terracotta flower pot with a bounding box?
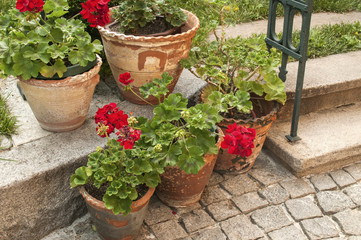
[17,56,101,132]
[156,128,223,207]
[97,8,200,105]
[79,186,155,240]
[216,100,279,174]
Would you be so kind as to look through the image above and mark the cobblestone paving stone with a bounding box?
[330,169,357,188]
[310,173,338,191]
[280,178,315,198]
[268,224,308,240]
[300,216,340,239]
[258,183,290,205]
[285,196,323,221]
[232,191,268,214]
[43,158,361,240]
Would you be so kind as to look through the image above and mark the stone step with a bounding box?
[0,69,206,240]
[279,51,361,120]
[265,101,361,176]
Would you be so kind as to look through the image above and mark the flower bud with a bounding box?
[154,144,162,152]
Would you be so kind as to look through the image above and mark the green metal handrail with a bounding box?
[265,0,314,142]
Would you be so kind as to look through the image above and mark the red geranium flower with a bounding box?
[95,103,128,137]
[80,0,110,27]
[119,72,134,86]
[221,123,256,157]
[116,126,141,149]
[16,0,44,13]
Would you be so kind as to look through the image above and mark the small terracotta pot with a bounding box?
[79,186,155,240]
[17,55,102,132]
[97,8,200,105]
[156,127,223,207]
[216,101,279,174]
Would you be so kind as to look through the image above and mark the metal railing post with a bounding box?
[265,0,314,142]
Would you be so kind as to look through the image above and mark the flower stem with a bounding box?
[129,87,154,106]
[34,18,56,42]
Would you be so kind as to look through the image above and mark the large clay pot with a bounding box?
[156,128,223,207]
[216,100,279,174]
[80,186,155,240]
[97,9,200,105]
[17,56,101,132]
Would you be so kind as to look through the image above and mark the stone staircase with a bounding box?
[0,11,360,240]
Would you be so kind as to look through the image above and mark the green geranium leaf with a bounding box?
[207,91,228,113]
[248,81,264,96]
[140,72,173,100]
[164,142,182,166]
[43,0,69,18]
[189,128,218,155]
[70,166,91,188]
[263,73,287,104]
[13,53,42,79]
[40,59,66,78]
[50,28,63,43]
[87,151,105,169]
[143,171,161,188]
[231,91,253,113]
[103,194,132,215]
[185,103,222,129]
[152,93,187,124]
[177,145,204,174]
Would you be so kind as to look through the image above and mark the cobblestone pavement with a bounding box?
[44,150,361,240]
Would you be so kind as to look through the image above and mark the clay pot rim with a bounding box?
[97,8,200,42]
[219,101,280,126]
[18,55,102,87]
[79,186,155,214]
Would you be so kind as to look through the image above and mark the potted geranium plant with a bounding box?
[0,0,103,132]
[181,25,287,174]
[81,0,200,104]
[70,72,223,239]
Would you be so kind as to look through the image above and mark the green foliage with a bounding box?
[0,0,16,16]
[181,30,286,117]
[0,94,17,137]
[71,72,222,215]
[70,137,163,215]
[0,0,102,80]
[138,74,222,174]
[111,0,188,34]
[169,0,361,47]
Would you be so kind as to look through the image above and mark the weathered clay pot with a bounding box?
[17,55,101,132]
[216,100,279,174]
[79,186,155,240]
[156,128,223,207]
[97,9,200,105]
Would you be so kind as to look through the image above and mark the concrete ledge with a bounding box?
[0,69,206,240]
[265,101,361,176]
[278,51,361,120]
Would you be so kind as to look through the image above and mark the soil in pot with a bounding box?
[109,17,182,36]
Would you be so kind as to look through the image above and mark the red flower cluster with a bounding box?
[95,103,141,149]
[95,103,128,137]
[80,0,110,27]
[221,123,256,157]
[16,0,44,13]
[119,72,134,86]
[116,125,141,149]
